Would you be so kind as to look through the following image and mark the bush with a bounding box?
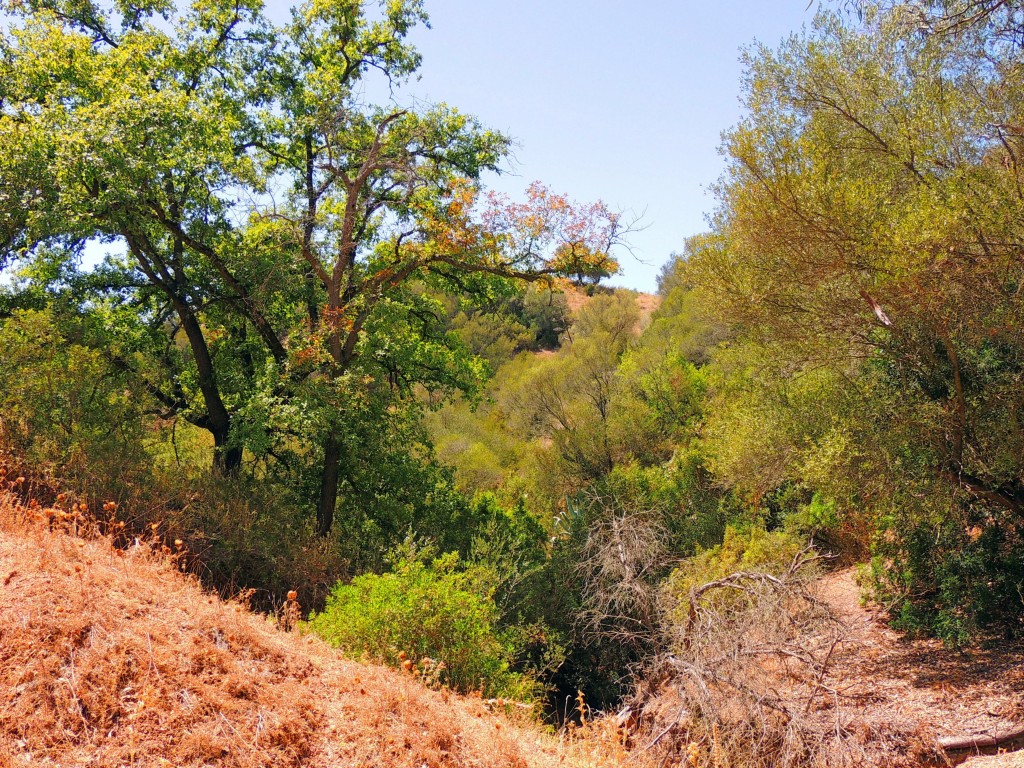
[308,551,538,701]
[663,526,807,627]
[0,308,146,479]
[869,497,1024,645]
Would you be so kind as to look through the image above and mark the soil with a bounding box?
[815,569,1024,766]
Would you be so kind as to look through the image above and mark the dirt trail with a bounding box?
[816,569,1024,766]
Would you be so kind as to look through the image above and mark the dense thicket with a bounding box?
[687,0,1024,641]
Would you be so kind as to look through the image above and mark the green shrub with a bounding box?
[0,308,146,478]
[663,526,807,630]
[308,551,538,701]
[869,498,1024,646]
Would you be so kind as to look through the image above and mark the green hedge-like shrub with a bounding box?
[869,502,1024,646]
[308,552,537,701]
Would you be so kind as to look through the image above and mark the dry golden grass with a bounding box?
[0,486,321,767]
[0,466,636,768]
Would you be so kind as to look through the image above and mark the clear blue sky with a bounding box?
[275,0,817,292]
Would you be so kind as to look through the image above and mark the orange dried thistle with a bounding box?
[286,590,298,601]
[401,659,414,672]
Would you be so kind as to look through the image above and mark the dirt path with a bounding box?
[816,569,1024,765]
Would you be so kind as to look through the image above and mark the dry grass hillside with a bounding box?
[0,472,630,768]
[560,286,661,330]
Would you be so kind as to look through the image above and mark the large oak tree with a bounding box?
[0,0,628,536]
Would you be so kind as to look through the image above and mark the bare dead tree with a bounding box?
[573,488,675,661]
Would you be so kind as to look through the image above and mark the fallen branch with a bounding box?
[939,724,1024,755]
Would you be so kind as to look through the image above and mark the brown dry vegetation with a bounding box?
[627,567,1024,768]
[0,471,628,768]
[816,570,1024,768]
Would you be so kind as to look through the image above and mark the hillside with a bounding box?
[559,286,661,331]
[4,473,1024,768]
[0,487,607,768]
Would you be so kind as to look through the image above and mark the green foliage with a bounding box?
[868,491,1024,645]
[0,308,146,477]
[0,0,627,543]
[663,526,807,629]
[549,242,619,286]
[675,2,1024,639]
[673,526,805,586]
[309,549,539,700]
[450,309,534,371]
[440,284,573,366]
[518,287,570,349]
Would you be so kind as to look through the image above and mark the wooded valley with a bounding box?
[1,0,1023,765]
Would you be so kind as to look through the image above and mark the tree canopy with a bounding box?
[0,0,629,535]
[685,0,1024,639]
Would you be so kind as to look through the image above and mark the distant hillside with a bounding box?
[0,487,616,768]
[560,286,661,331]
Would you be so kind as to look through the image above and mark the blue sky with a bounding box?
[271,0,818,291]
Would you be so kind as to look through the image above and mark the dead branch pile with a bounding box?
[630,548,934,768]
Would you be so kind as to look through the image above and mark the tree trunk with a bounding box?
[212,426,243,474]
[177,305,239,475]
[316,434,341,537]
